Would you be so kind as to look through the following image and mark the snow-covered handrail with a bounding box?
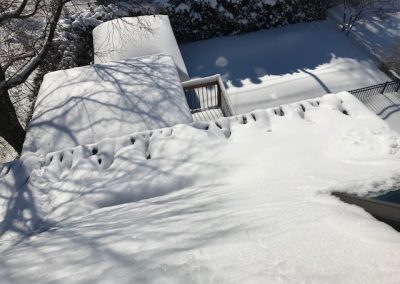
[181,75,221,88]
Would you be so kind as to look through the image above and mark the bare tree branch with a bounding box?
[342,0,396,35]
[18,0,43,19]
[0,0,69,91]
[3,51,36,72]
[0,0,29,24]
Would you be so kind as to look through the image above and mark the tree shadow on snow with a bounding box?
[24,54,192,155]
[0,116,239,255]
[0,53,227,245]
[180,20,384,89]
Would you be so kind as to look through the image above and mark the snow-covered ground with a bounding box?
[329,4,400,63]
[23,54,192,155]
[180,19,390,114]
[2,93,400,282]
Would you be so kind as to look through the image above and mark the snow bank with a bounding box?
[22,54,192,155]
[93,15,189,81]
[2,93,400,282]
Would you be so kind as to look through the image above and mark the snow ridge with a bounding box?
[16,93,348,180]
[2,93,400,283]
[0,92,398,241]
[0,92,382,190]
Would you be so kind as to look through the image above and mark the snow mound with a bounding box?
[22,53,192,156]
[2,93,400,282]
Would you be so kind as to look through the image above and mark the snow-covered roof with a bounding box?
[22,53,193,155]
[93,15,189,81]
[2,92,400,282]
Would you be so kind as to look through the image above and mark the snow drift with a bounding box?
[22,54,192,155]
[2,93,400,282]
[93,15,189,81]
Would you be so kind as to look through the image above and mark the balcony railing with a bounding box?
[182,75,234,122]
[349,80,400,100]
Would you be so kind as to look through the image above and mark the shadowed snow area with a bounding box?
[180,20,389,113]
[329,4,400,61]
[2,93,400,282]
[22,53,192,155]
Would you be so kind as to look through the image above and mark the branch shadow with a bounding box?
[0,118,238,251]
[0,156,54,244]
[0,53,210,245]
[23,53,193,154]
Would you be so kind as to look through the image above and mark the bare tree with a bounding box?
[0,0,69,154]
[383,40,400,78]
[341,0,396,35]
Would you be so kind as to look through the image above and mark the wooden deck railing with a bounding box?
[182,75,234,121]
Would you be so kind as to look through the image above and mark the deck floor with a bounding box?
[192,108,224,122]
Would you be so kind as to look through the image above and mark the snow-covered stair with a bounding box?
[2,92,400,283]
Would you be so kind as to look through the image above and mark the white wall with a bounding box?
[93,15,189,81]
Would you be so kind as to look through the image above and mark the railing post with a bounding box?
[182,75,234,119]
[217,82,222,108]
[381,81,388,94]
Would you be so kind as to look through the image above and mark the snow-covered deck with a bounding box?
[2,93,400,282]
[192,108,224,122]
[93,15,189,81]
[22,54,193,155]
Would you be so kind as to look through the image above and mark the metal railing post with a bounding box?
[381,81,388,94]
[349,80,400,98]
[217,83,222,108]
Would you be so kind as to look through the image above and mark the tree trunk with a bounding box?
[0,89,26,154]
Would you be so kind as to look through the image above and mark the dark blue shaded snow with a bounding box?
[180,20,389,113]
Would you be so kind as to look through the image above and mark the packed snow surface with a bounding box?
[180,20,390,114]
[93,16,189,80]
[22,54,192,155]
[2,93,400,282]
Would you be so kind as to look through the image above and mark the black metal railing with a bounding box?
[182,75,234,121]
[349,80,400,100]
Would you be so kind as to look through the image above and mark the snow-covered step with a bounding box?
[2,92,400,282]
